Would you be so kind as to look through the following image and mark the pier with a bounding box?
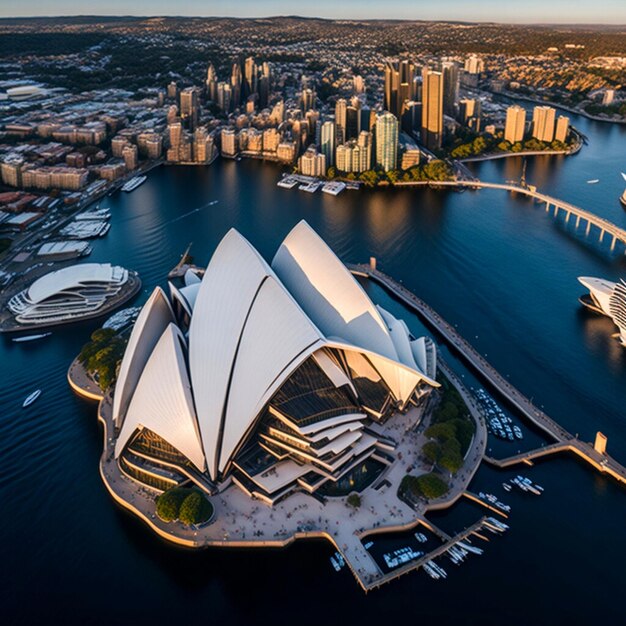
[350,264,626,487]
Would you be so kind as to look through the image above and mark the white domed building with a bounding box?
[112,221,439,504]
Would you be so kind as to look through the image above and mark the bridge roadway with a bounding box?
[395,179,626,252]
[350,265,626,488]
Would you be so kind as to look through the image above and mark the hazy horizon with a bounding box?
[1,0,625,26]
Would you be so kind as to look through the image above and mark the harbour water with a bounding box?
[1,111,625,625]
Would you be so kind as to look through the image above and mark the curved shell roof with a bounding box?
[272,221,398,361]
[27,263,125,303]
[115,323,206,472]
[112,287,174,427]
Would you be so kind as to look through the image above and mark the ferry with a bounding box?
[12,332,51,343]
[122,175,147,192]
[322,181,346,196]
[587,179,599,184]
[22,389,42,407]
[277,176,299,189]
[75,208,111,221]
[299,181,321,193]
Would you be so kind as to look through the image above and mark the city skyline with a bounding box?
[2,0,626,24]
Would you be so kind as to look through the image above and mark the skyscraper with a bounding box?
[421,69,444,151]
[346,104,361,141]
[180,87,200,131]
[335,98,347,145]
[459,98,482,133]
[555,115,570,143]
[441,61,459,117]
[206,63,218,102]
[532,106,556,142]
[376,111,398,172]
[320,121,336,167]
[243,56,257,100]
[217,82,232,113]
[230,63,242,107]
[384,59,417,119]
[504,105,526,144]
[301,88,315,113]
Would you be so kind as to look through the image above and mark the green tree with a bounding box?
[425,421,456,442]
[422,440,441,464]
[346,493,361,508]
[178,490,213,525]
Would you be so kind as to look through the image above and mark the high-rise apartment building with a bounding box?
[421,69,444,151]
[441,61,459,117]
[180,87,200,131]
[376,111,398,172]
[554,115,570,143]
[532,106,556,142]
[335,98,348,145]
[504,105,526,144]
[220,128,237,157]
[320,121,336,167]
[464,55,485,75]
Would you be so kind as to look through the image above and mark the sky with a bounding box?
[1,0,625,24]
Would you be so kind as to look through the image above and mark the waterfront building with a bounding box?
[602,89,615,105]
[193,128,216,163]
[532,106,556,143]
[555,115,570,143]
[8,263,130,325]
[375,111,398,172]
[111,136,129,158]
[421,69,444,151]
[298,148,326,177]
[122,144,138,170]
[220,128,237,157]
[276,141,297,163]
[138,133,162,159]
[504,105,526,144]
[579,277,626,346]
[111,222,438,502]
[320,121,336,168]
[21,165,88,191]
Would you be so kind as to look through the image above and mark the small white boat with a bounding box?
[586,179,599,184]
[23,389,42,407]
[12,333,52,343]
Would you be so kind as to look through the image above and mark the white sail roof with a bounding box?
[113,286,174,428]
[218,276,325,473]
[189,229,276,481]
[27,263,126,303]
[272,220,398,360]
[115,324,206,472]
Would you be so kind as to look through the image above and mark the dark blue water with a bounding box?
[1,111,625,625]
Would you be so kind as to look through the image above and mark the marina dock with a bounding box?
[349,264,626,488]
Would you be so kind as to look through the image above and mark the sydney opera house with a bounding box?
[579,276,626,347]
[112,221,438,505]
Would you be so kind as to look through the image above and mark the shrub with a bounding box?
[155,487,188,522]
[178,491,213,525]
[346,493,361,508]
[400,473,449,500]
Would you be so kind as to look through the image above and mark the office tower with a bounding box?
[230,63,242,107]
[243,56,257,100]
[167,81,178,99]
[346,105,360,141]
[335,98,347,145]
[384,59,417,119]
[464,55,484,74]
[555,115,570,143]
[353,75,365,94]
[305,110,319,138]
[180,87,200,131]
[459,98,482,133]
[401,101,421,134]
[320,121,336,167]
[217,82,232,113]
[376,111,398,171]
[441,61,459,117]
[206,63,218,102]
[532,106,556,142]
[421,69,444,151]
[504,105,526,143]
[220,128,237,157]
[301,88,315,113]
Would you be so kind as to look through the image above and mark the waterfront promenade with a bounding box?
[350,264,626,487]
